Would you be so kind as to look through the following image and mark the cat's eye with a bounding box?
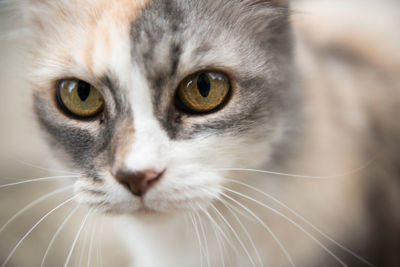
[176,71,230,113]
[56,79,104,118]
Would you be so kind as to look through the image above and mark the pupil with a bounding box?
[197,73,211,98]
[77,81,91,101]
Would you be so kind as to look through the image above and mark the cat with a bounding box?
[1,0,399,266]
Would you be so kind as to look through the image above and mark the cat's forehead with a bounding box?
[31,0,290,128]
[29,0,285,63]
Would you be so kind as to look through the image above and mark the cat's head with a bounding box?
[26,0,293,214]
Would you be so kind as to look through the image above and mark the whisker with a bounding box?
[0,175,77,189]
[197,186,252,264]
[195,211,211,267]
[97,218,105,267]
[1,194,80,267]
[222,186,347,267]
[225,179,375,267]
[197,205,226,267]
[41,205,80,267]
[63,209,92,267]
[1,156,80,175]
[209,202,257,267]
[183,214,191,236]
[188,212,204,267]
[0,178,25,181]
[218,196,257,223]
[0,185,73,234]
[199,203,241,257]
[219,198,263,267]
[77,217,91,267]
[87,219,98,267]
[214,158,376,180]
[220,190,296,267]
[81,205,104,267]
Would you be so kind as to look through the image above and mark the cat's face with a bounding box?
[29,0,292,214]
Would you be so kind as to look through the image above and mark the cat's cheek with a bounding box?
[143,171,224,212]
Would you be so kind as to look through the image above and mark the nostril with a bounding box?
[145,172,162,187]
[120,180,131,191]
[114,169,165,197]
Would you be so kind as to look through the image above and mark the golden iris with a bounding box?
[177,71,230,113]
[57,79,104,117]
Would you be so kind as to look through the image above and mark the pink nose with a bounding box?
[114,169,164,197]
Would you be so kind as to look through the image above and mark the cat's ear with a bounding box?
[235,0,291,48]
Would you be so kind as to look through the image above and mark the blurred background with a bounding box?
[0,0,399,266]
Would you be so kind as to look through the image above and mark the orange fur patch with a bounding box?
[83,0,149,73]
[93,0,149,25]
[112,118,135,172]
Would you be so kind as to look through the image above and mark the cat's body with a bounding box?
[7,0,399,266]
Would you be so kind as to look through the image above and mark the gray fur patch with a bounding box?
[130,0,293,139]
[33,74,133,178]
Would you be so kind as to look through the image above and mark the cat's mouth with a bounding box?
[75,183,170,214]
[135,205,163,215]
[74,172,220,215]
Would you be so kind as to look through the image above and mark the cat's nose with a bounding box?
[114,169,164,197]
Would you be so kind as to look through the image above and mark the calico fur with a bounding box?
[11,0,400,266]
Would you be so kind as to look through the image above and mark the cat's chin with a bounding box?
[79,200,160,216]
[98,206,163,216]
[76,187,214,217]
[85,201,205,220]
